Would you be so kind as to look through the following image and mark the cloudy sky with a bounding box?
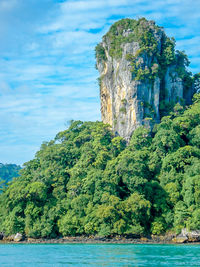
[0,0,199,165]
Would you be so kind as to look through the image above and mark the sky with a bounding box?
[0,0,200,165]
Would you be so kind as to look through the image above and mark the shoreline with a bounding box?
[1,236,200,245]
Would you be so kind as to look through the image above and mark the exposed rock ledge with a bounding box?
[172,229,200,243]
[1,230,200,244]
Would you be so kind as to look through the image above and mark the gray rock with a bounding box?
[181,228,200,242]
[14,233,23,242]
[172,228,200,243]
[172,235,188,243]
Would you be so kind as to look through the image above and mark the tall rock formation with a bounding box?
[96,18,193,140]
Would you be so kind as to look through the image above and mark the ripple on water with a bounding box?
[0,244,200,266]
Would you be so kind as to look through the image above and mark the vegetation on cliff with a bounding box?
[0,94,200,238]
[96,18,191,83]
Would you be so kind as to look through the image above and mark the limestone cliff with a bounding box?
[96,18,194,140]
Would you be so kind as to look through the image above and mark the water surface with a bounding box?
[0,243,200,266]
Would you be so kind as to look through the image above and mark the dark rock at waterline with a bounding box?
[0,232,4,240]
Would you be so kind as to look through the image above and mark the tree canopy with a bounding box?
[0,95,200,238]
[0,163,21,191]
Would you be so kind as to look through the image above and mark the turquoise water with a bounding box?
[0,244,200,266]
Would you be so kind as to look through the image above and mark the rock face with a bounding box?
[172,228,200,243]
[14,233,23,242]
[96,18,193,140]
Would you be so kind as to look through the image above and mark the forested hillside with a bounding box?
[0,95,199,238]
[0,163,21,188]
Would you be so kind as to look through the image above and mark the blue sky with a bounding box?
[0,0,200,165]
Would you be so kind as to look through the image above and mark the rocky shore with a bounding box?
[1,229,200,244]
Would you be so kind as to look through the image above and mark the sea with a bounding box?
[0,243,200,266]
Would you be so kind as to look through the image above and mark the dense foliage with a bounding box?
[0,95,200,238]
[0,163,21,190]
